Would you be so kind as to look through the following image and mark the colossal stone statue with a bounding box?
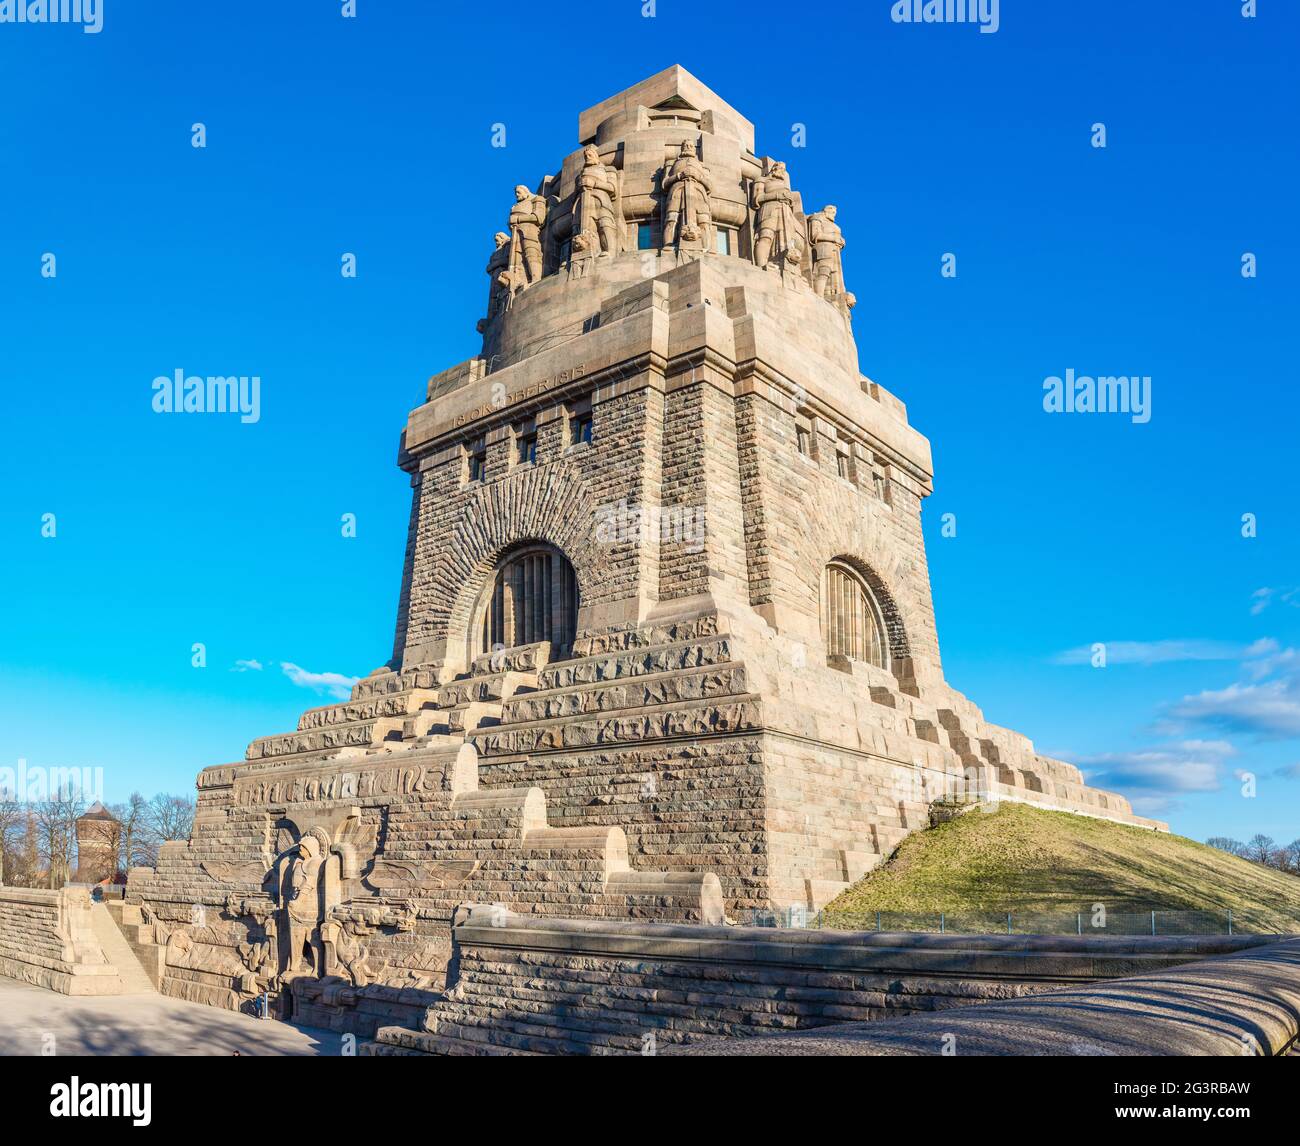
[662,139,714,251]
[573,145,621,259]
[808,205,850,304]
[484,231,512,321]
[282,836,324,976]
[751,160,804,272]
[506,186,548,286]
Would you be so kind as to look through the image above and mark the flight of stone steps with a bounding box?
[242,619,1076,820]
[103,901,166,989]
[818,658,1154,827]
[89,902,157,994]
[221,618,1151,941]
[131,640,727,937]
[244,652,549,763]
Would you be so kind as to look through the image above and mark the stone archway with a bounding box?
[471,542,579,659]
[821,554,910,667]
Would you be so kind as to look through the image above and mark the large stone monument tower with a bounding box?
[126,67,1162,1033]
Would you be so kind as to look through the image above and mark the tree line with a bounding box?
[0,790,195,889]
[1207,834,1300,874]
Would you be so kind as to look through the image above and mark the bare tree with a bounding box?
[1277,839,1300,875]
[137,793,195,864]
[0,792,24,886]
[111,792,151,873]
[9,810,41,888]
[1206,836,1247,858]
[33,788,84,889]
[1245,833,1277,866]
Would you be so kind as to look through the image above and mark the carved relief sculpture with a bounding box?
[750,160,805,273]
[662,139,714,252]
[282,835,325,976]
[336,926,386,988]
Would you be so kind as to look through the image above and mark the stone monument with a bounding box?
[123,66,1162,1036]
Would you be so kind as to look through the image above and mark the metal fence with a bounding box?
[734,906,1300,937]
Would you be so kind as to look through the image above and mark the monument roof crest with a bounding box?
[578,64,754,152]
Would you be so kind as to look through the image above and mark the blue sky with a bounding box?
[1,1,1296,845]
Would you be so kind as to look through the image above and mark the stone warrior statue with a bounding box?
[808,205,853,311]
[572,145,621,259]
[282,835,325,976]
[506,185,548,287]
[480,231,512,327]
[662,139,713,251]
[750,160,805,272]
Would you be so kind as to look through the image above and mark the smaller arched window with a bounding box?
[477,544,579,657]
[822,561,888,669]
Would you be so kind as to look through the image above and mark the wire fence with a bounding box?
[734,906,1300,937]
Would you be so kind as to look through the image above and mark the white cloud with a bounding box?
[1051,639,1249,667]
[1172,739,1237,757]
[1250,587,1300,616]
[1168,677,1300,740]
[1129,794,1184,816]
[1074,750,1223,794]
[1242,640,1297,680]
[232,659,263,672]
[1056,741,1234,818]
[280,662,358,701]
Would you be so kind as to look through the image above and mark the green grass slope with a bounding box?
[825,802,1300,932]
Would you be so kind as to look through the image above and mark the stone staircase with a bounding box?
[244,649,547,763]
[103,901,166,990]
[820,654,1161,827]
[243,620,1067,899]
[89,902,157,994]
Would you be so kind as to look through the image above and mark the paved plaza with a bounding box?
[0,978,343,1057]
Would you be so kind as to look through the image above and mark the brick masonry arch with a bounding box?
[432,466,610,661]
[824,551,911,663]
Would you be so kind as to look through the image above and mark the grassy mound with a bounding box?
[825,802,1300,932]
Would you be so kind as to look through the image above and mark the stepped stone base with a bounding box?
[111,605,1161,1037]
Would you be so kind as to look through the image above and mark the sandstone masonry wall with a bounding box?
[363,910,1268,1056]
[0,886,123,995]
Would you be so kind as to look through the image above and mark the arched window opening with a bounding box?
[477,545,578,657]
[822,561,888,669]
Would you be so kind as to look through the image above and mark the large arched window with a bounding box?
[822,561,888,668]
[477,544,578,657]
